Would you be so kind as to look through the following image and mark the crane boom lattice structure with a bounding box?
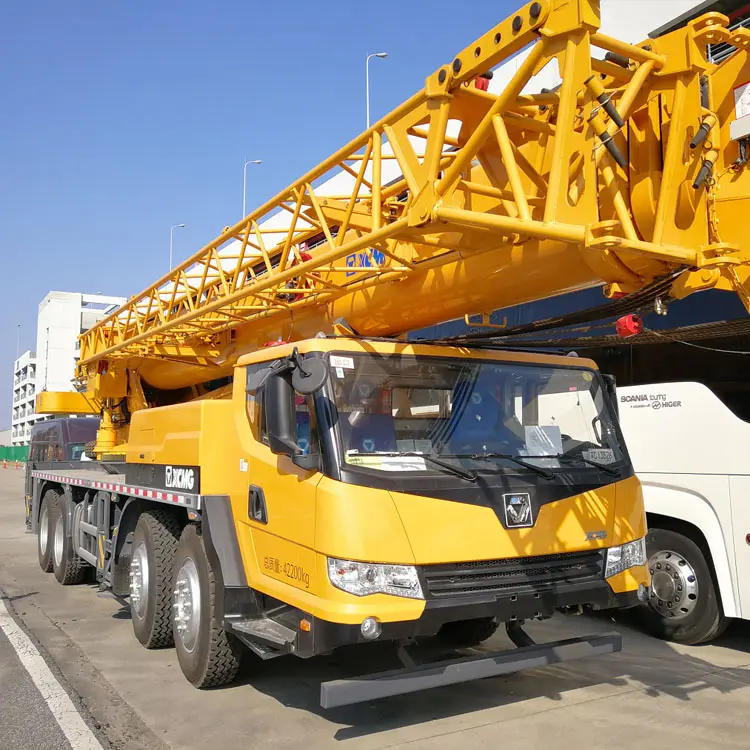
[69,0,750,403]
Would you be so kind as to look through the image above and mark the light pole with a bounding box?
[169,223,185,271]
[243,159,262,218]
[366,52,388,129]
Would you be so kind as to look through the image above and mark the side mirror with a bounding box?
[264,373,320,471]
[292,357,327,395]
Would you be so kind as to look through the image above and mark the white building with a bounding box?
[11,292,125,446]
[11,350,36,445]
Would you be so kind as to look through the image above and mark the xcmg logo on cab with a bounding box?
[620,393,682,410]
[165,465,196,490]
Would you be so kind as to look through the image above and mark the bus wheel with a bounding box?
[37,490,58,573]
[172,524,242,688]
[636,528,728,645]
[129,510,181,649]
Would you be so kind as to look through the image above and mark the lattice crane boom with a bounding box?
[66,0,750,404]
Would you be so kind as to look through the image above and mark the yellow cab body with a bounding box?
[125,337,648,637]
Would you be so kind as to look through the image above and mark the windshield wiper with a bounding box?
[445,453,555,480]
[521,454,620,477]
[375,452,477,482]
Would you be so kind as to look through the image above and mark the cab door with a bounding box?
[235,363,322,597]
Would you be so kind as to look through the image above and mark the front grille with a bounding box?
[422,550,604,599]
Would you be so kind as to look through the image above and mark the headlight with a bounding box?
[327,558,424,599]
[605,538,647,578]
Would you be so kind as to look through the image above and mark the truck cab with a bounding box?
[25,417,100,526]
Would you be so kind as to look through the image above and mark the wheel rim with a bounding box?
[173,557,201,653]
[53,514,64,568]
[648,548,699,620]
[129,542,149,620]
[39,506,49,555]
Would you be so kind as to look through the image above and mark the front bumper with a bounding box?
[294,582,639,658]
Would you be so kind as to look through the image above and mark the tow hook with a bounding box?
[637,583,650,603]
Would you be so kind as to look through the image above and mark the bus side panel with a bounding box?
[729,476,750,620]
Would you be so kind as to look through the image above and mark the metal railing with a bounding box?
[708,16,750,63]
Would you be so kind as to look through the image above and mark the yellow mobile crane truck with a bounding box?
[27,0,750,707]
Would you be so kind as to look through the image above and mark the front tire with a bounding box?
[636,527,728,645]
[172,524,242,688]
[129,510,181,649]
[37,491,58,573]
[438,617,500,647]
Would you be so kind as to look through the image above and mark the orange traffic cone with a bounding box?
[2,460,6,469]
[16,460,20,469]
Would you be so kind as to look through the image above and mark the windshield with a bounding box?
[328,353,623,474]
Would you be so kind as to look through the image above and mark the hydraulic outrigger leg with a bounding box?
[319,623,622,709]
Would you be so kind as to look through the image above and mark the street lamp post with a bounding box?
[169,223,186,271]
[366,52,388,129]
[243,159,262,218]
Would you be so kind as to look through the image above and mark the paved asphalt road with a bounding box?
[3,470,750,749]
[0,621,75,750]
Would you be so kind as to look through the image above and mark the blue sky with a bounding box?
[0,0,519,425]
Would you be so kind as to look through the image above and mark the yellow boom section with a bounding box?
[77,0,750,390]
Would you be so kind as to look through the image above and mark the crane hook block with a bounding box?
[615,314,643,338]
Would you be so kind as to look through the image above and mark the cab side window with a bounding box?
[259,390,318,455]
[245,362,319,455]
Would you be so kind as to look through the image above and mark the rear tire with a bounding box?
[635,527,728,645]
[172,524,242,688]
[37,491,57,573]
[51,498,88,585]
[438,617,499,647]
[129,510,181,649]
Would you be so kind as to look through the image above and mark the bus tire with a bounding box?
[130,510,181,649]
[37,490,58,573]
[51,497,87,585]
[636,527,728,645]
[438,617,500,647]
[172,524,242,688]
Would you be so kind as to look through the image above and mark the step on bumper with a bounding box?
[320,631,622,709]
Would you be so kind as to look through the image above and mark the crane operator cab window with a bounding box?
[328,354,625,476]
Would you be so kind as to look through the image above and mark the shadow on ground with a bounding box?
[199,612,750,741]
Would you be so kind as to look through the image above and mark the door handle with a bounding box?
[248,485,268,524]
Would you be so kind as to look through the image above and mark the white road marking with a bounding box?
[0,596,103,750]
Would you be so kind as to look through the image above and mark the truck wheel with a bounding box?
[37,491,58,573]
[51,499,88,585]
[636,527,728,645]
[438,617,499,647]
[130,510,181,649]
[172,524,242,688]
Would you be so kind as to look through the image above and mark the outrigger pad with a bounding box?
[319,631,622,709]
